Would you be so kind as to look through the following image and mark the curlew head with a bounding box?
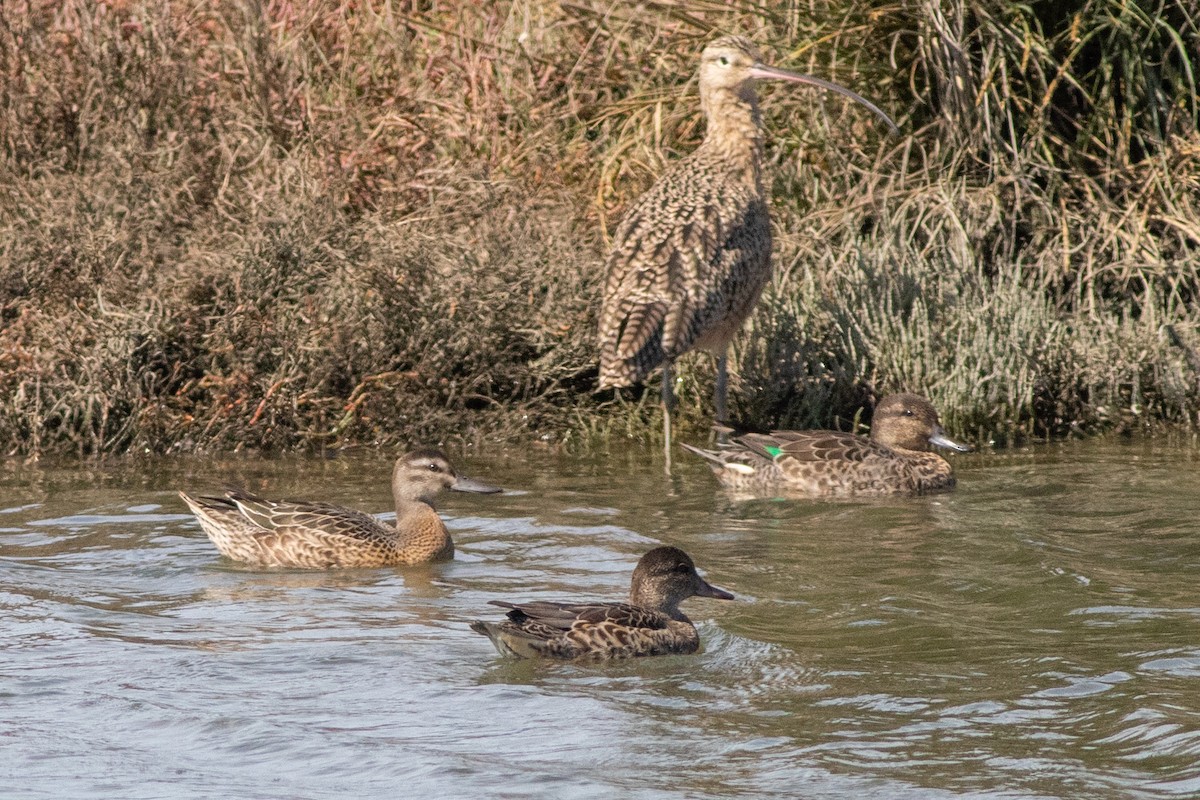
[698,35,898,133]
[870,394,972,454]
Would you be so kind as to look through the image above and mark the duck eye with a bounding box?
[427,463,440,471]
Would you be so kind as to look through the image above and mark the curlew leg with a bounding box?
[714,353,729,424]
[662,360,676,474]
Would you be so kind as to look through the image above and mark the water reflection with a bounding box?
[2,440,1200,797]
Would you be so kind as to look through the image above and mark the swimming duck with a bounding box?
[470,546,733,659]
[681,393,971,496]
[180,448,501,568]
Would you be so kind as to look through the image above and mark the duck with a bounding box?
[681,393,971,496]
[470,546,733,659]
[179,448,501,568]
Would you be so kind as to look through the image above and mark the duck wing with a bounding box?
[489,600,671,636]
[736,430,886,464]
[224,489,393,544]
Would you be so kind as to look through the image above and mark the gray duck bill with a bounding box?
[451,476,504,494]
[695,579,735,601]
[929,427,973,453]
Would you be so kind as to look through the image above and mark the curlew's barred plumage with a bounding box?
[597,35,897,471]
[180,449,502,568]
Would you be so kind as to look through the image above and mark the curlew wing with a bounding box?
[598,158,769,387]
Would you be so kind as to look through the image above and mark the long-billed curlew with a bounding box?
[597,35,897,471]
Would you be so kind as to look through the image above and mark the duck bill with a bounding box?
[695,579,735,601]
[928,425,973,453]
[451,476,503,494]
[748,63,898,134]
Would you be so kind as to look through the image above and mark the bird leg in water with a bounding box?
[662,359,676,474]
[714,354,729,425]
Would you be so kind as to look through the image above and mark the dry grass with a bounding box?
[0,0,1197,456]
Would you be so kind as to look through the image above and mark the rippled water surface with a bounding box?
[5,439,1200,798]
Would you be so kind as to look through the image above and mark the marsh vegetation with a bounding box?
[1,0,1197,455]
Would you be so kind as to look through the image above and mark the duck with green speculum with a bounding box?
[470,546,734,660]
[681,393,971,497]
[180,449,502,568]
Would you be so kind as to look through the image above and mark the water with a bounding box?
[4,440,1200,799]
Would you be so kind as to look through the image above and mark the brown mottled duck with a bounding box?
[470,546,734,660]
[597,35,897,471]
[681,393,971,497]
[180,449,501,568]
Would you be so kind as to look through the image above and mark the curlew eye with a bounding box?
[903,410,915,417]
[717,55,730,66]
[426,462,440,471]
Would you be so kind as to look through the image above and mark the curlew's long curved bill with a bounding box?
[748,63,899,134]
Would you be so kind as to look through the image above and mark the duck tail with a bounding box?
[469,621,541,659]
[470,620,512,656]
[679,442,723,466]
